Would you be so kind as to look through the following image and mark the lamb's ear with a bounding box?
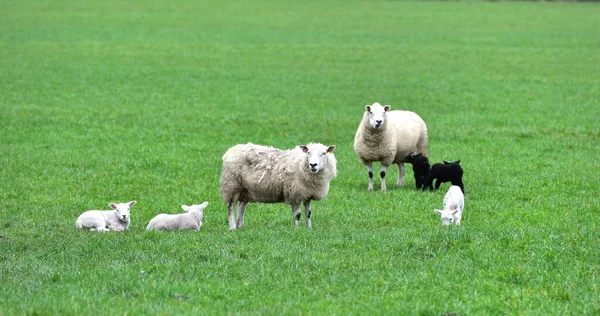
[434,209,442,215]
[181,205,190,212]
[452,209,459,215]
[109,203,117,210]
[365,105,371,112]
[384,105,391,112]
[299,145,309,153]
[327,145,335,153]
[128,201,137,207]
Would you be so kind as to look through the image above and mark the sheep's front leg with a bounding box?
[397,163,405,187]
[365,162,374,191]
[236,201,248,229]
[380,164,388,192]
[291,202,302,228]
[303,200,312,228]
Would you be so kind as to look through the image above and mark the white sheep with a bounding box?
[434,185,464,226]
[75,201,136,232]
[354,102,428,191]
[220,142,337,230]
[146,202,209,231]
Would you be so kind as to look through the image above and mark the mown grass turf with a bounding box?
[1,0,599,314]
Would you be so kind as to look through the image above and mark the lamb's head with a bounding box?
[364,102,391,130]
[299,143,336,174]
[109,200,136,222]
[181,201,209,219]
[435,209,458,226]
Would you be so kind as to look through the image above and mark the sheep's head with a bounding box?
[181,202,208,220]
[109,200,136,222]
[299,143,336,174]
[365,102,391,130]
[435,209,458,226]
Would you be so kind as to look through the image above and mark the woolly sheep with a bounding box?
[146,202,208,231]
[434,185,464,226]
[75,201,136,232]
[220,142,337,230]
[354,102,428,191]
[423,160,464,193]
[406,152,430,190]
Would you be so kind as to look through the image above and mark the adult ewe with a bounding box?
[220,142,337,230]
[354,102,428,191]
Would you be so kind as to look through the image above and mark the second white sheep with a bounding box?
[434,185,464,226]
[146,202,209,231]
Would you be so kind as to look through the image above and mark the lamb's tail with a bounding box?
[75,219,83,229]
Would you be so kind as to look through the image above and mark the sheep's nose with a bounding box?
[122,215,127,219]
[310,163,317,168]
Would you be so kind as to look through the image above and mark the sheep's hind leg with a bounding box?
[291,203,302,228]
[228,193,240,230]
[236,201,248,229]
[303,200,312,228]
[397,163,405,187]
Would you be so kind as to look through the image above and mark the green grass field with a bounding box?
[1,0,599,314]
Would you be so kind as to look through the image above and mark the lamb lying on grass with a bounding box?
[354,102,428,191]
[423,160,464,193]
[220,142,337,230]
[146,202,208,231]
[434,185,464,226]
[76,201,136,232]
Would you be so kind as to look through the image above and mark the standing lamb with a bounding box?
[220,142,337,230]
[406,152,431,190]
[354,102,428,191]
[146,202,208,231]
[422,160,464,193]
[75,201,136,232]
[434,185,464,226]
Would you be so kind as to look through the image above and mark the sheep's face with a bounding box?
[300,144,336,174]
[109,200,136,222]
[365,102,391,130]
[435,209,458,226]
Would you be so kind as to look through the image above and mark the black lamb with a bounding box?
[422,160,464,193]
[406,152,431,190]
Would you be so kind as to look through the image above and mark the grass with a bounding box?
[1,0,599,314]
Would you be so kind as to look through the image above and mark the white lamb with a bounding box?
[220,142,337,230]
[354,102,428,191]
[434,185,464,226]
[146,202,209,231]
[75,201,136,232]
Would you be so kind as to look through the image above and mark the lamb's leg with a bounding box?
[303,200,312,228]
[366,162,374,191]
[380,164,388,192]
[397,163,405,187]
[435,179,442,190]
[236,200,248,229]
[291,203,302,228]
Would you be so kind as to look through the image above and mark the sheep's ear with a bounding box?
[128,200,136,207]
[109,203,117,210]
[434,209,442,215]
[452,209,459,215]
[181,205,190,212]
[327,145,335,153]
[384,105,391,112]
[299,145,309,153]
[365,105,371,112]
